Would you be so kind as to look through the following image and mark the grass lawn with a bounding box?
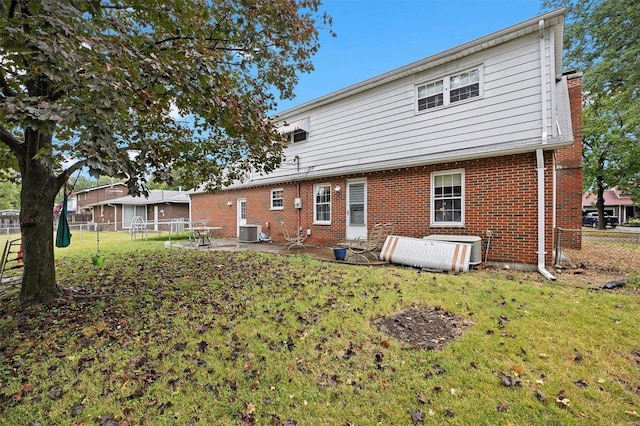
[0,235,639,425]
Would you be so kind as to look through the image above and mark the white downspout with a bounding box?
[536,149,555,280]
[537,19,555,280]
[539,20,549,144]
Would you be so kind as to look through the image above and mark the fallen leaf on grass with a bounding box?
[556,391,570,408]
[497,401,509,412]
[410,409,425,423]
[574,379,588,388]
[342,341,356,360]
[48,387,64,400]
[625,410,639,418]
[498,372,521,387]
[573,349,583,363]
[241,402,256,425]
[158,401,172,414]
[510,365,523,376]
[70,403,84,417]
[196,340,208,352]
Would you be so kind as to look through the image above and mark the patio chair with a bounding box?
[276,216,307,250]
[343,222,396,263]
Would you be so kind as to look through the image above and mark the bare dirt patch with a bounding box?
[373,306,472,350]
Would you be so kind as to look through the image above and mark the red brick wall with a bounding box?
[191,151,556,266]
[555,73,583,248]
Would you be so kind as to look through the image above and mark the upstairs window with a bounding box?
[417,66,482,112]
[417,80,443,110]
[449,69,480,103]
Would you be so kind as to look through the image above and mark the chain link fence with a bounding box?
[555,227,640,274]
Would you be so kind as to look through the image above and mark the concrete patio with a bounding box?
[168,238,389,265]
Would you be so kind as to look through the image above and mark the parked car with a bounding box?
[582,212,618,228]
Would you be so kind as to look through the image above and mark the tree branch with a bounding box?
[64,159,88,178]
[0,123,24,157]
[55,159,88,191]
[0,69,17,98]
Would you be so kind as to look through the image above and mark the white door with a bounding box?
[236,198,247,236]
[346,180,367,240]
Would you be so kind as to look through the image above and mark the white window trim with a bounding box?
[313,183,332,225]
[270,188,284,210]
[415,65,483,114]
[430,169,465,227]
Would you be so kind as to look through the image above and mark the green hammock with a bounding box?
[55,193,72,248]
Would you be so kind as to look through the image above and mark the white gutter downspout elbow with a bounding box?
[537,19,555,280]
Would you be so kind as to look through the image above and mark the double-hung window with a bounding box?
[313,184,331,225]
[417,66,482,112]
[431,170,464,226]
[270,188,284,210]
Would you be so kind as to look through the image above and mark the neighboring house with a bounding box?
[73,182,129,211]
[0,209,20,232]
[190,9,583,275]
[81,187,190,232]
[582,189,640,224]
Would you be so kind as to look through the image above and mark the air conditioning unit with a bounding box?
[238,225,261,243]
[423,235,482,265]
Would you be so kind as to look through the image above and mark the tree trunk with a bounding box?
[18,146,61,302]
[596,177,606,231]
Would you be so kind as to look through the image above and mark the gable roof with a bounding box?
[277,8,566,119]
[199,8,572,192]
[583,188,637,208]
[72,182,128,195]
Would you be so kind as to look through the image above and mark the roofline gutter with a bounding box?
[198,138,573,194]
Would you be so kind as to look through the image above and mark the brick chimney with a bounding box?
[555,71,583,249]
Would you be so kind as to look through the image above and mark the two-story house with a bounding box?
[190,8,583,277]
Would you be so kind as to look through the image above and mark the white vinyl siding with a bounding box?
[313,184,331,225]
[431,170,464,226]
[270,188,284,210]
[243,28,562,187]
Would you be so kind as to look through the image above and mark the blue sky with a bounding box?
[275,0,548,113]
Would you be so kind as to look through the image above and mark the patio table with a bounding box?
[187,226,221,246]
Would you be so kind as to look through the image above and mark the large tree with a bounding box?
[544,0,640,227]
[0,0,332,302]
